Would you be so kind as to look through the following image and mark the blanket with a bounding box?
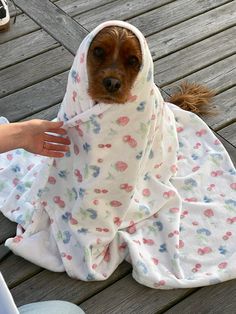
[0,20,236,289]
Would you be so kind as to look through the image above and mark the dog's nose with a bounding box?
[103,77,121,93]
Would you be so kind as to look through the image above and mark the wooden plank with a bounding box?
[0,71,68,122]
[164,280,236,314]
[147,1,236,59]
[0,254,42,288]
[154,27,236,87]
[218,123,236,147]
[0,244,11,262]
[80,273,195,314]
[0,30,59,70]
[0,47,73,98]
[14,0,88,55]
[22,103,61,122]
[0,14,39,44]
[10,261,132,307]
[55,0,116,17]
[0,214,16,244]
[75,0,173,31]
[129,0,230,37]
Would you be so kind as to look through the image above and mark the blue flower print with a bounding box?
[137,261,148,274]
[203,196,213,203]
[86,208,97,219]
[79,188,86,199]
[11,165,21,173]
[159,243,167,253]
[89,165,100,178]
[83,142,91,153]
[62,212,72,222]
[147,68,152,81]
[153,221,163,231]
[77,228,89,234]
[63,231,71,244]
[136,101,146,112]
[218,246,227,255]
[197,228,211,236]
[136,151,143,160]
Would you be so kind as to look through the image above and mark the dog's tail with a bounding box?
[168,81,216,115]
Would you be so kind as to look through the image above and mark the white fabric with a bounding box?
[0,273,19,314]
[0,21,236,289]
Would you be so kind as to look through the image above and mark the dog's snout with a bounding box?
[103,77,121,93]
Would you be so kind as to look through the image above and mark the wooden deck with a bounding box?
[0,0,235,313]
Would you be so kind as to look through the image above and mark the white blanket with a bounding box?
[0,21,236,289]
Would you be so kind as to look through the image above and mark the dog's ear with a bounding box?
[169,81,216,115]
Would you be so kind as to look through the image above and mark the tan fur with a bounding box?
[169,81,216,115]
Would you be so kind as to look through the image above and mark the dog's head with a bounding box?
[87,26,142,104]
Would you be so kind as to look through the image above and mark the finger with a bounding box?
[43,142,70,152]
[44,134,71,145]
[40,150,65,158]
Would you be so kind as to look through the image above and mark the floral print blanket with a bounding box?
[0,21,236,289]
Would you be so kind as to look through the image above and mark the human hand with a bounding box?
[20,119,70,157]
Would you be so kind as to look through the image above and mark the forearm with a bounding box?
[0,122,25,153]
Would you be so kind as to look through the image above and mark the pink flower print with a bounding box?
[227,217,236,224]
[198,247,212,255]
[80,53,85,63]
[13,178,20,186]
[116,116,129,126]
[176,240,184,249]
[114,216,122,226]
[184,197,198,202]
[75,124,83,137]
[97,158,103,163]
[103,247,111,262]
[204,208,214,218]
[154,163,163,169]
[27,164,35,171]
[192,165,200,172]
[214,139,220,145]
[223,231,232,240]
[48,176,56,184]
[192,263,202,273]
[196,129,207,137]
[115,161,128,172]
[7,153,13,161]
[93,199,99,205]
[127,221,136,234]
[118,242,127,251]
[154,280,165,288]
[74,169,82,182]
[70,217,78,225]
[123,135,137,148]
[192,221,199,226]
[155,174,161,179]
[170,164,178,174]
[120,183,133,192]
[13,235,23,243]
[110,200,122,207]
[73,144,80,155]
[218,262,227,269]
[143,238,155,245]
[169,207,179,214]
[53,196,65,208]
[92,263,97,269]
[194,142,201,149]
[98,143,112,148]
[207,184,215,191]
[128,93,137,102]
[163,190,176,199]
[177,155,185,160]
[152,258,159,265]
[177,127,184,133]
[15,194,21,200]
[142,188,151,197]
[72,91,77,102]
[211,170,223,177]
[230,183,236,190]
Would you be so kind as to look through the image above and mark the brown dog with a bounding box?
[87,26,215,113]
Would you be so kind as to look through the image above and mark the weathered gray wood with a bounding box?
[147,1,236,59]
[55,0,116,17]
[22,103,61,121]
[129,0,230,37]
[75,0,173,31]
[164,280,236,314]
[0,14,39,44]
[80,273,195,314]
[1,253,42,288]
[0,213,16,243]
[0,244,10,262]
[0,47,73,98]
[0,30,59,70]
[154,26,236,87]
[164,57,236,138]
[218,123,236,147]
[14,0,88,55]
[0,71,68,122]
[10,261,132,306]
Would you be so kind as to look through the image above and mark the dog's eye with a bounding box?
[93,47,105,58]
[128,56,139,67]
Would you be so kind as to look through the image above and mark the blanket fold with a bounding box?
[0,20,235,289]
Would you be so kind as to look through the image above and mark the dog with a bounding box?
[87,26,215,114]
